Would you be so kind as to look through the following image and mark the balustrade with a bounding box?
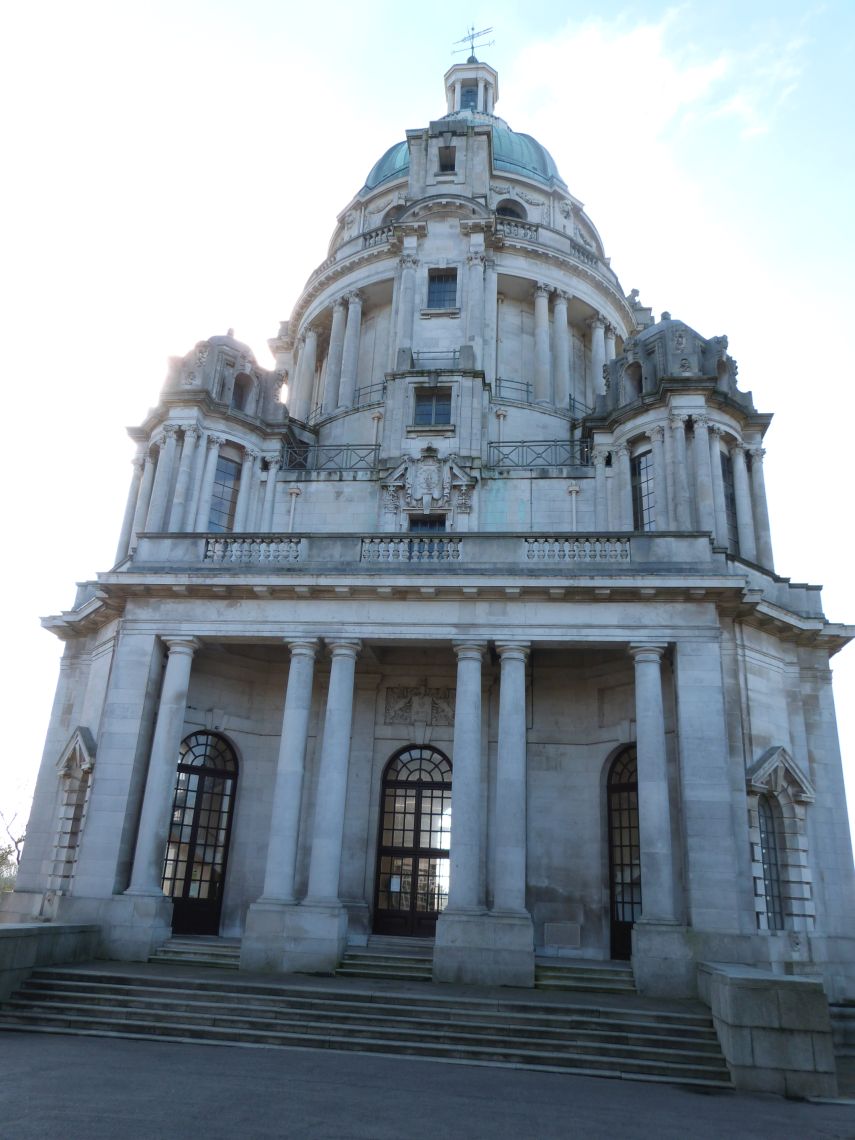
[525,537,631,563]
[360,536,462,563]
[204,537,303,564]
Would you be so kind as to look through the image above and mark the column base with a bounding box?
[433,909,534,987]
[631,921,695,997]
[241,899,347,975]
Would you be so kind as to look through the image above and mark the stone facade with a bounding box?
[5,58,855,1005]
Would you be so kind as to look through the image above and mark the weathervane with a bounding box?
[453,25,495,59]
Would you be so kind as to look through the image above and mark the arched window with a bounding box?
[496,199,526,220]
[758,795,785,931]
[374,746,452,937]
[161,731,239,935]
[608,747,641,959]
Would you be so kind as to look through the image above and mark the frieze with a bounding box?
[384,686,455,726]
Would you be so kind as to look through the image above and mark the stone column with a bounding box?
[194,434,225,531]
[483,257,498,386]
[615,444,633,530]
[396,254,418,353]
[261,457,281,531]
[662,414,676,526]
[708,426,729,546]
[494,643,530,914]
[466,254,485,369]
[184,430,208,532]
[533,284,552,404]
[691,415,716,536]
[567,481,580,530]
[552,292,571,410]
[629,644,677,924]
[604,323,617,363]
[305,639,362,903]
[495,407,507,444]
[323,299,347,413]
[115,452,145,563]
[167,426,200,532]
[650,426,669,530]
[731,443,757,561]
[446,641,487,912]
[588,316,606,398]
[232,448,259,532]
[337,292,363,410]
[130,450,157,547]
[258,639,319,902]
[145,425,179,532]
[670,415,692,530]
[593,449,609,530]
[291,328,317,422]
[749,447,775,570]
[126,637,200,895]
[288,485,301,532]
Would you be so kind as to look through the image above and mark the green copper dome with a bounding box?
[362,125,566,191]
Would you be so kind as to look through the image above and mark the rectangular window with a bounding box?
[413,389,452,427]
[208,456,241,532]
[720,451,739,553]
[409,515,446,533]
[438,146,456,173]
[427,269,457,310]
[630,451,656,532]
[461,83,478,111]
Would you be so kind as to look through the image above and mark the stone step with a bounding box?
[149,938,241,970]
[16,981,719,1041]
[0,1008,729,1083]
[0,967,729,1086]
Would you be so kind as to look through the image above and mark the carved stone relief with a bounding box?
[384,686,455,726]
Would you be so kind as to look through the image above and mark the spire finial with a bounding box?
[453,24,495,61]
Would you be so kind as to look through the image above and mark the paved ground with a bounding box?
[1,1031,854,1140]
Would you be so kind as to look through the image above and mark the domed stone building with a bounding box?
[7,57,855,1013]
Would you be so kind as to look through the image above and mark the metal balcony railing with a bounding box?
[283,443,379,471]
[489,440,591,468]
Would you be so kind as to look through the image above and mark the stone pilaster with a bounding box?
[145,425,179,532]
[337,292,363,410]
[691,415,716,536]
[193,434,225,531]
[669,415,692,530]
[261,457,281,532]
[324,299,347,413]
[167,426,199,532]
[533,283,552,403]
[593,449,609,530]
[396,254,418,353]
[588,315,606,398]
[291,328,317,422]
[232,448,259,532]
[731,443,757,561]
[709,425,729,546]
[552,292,571,410]
[650,426,669,531]
[749,447,775,570]
[615,444,633,530]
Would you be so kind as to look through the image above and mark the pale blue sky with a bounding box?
[2,2,853,844]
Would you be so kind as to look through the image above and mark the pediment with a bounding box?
[746,745,815,803]
[55,726,96,777]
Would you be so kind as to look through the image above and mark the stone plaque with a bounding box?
[384,686,455,726]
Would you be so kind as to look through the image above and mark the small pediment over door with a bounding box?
[746,745,815,804]
[55,726,96,777]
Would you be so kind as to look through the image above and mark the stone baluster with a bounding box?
[731,443,757,561]
[552,292,571,411]
[533,284,552,403]
[194,434,225,531]
[258,639,319,902]
[615,444,633,530]
[261,457,281,532]
[630,643,677,924]
[588,316,606,398]
[145,425,179,532]
[669,415,692,529]
[691,415,716,536]
[447,641,487,911]
[305,640,362,904]
[233,448,259,532]
[708,426,729,547]
[466,253,485,369]
[749,447,775,570]
[115,451,145,563]
[322,299,347,415]
[593,449,609,530]
[396,254,418,354]
[337,292,363,410]
[650,426,669,531]
[168,426,200,532]
[126,637,200,895]
[494,643,530,914]
[483,257,498,386]
[291,328,317,422]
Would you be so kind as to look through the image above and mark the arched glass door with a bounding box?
[161,732,238,935]
[608,747,641,960]
[374,746,452,937]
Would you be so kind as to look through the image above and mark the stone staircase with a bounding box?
[148,936,241,970]
[535,958,636,995]
[336,936,434,982]
[0,964,731,1088]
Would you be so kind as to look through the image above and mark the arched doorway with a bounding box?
[607,747,641,960]
[373,746,452,937]
[161,731,239,936]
